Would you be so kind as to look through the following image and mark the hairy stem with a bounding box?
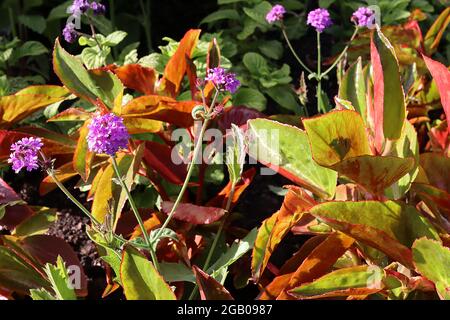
[321,28,358,78]
[281,25,313,74]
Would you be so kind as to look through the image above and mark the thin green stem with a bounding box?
[281,25,313,74]
[110,156,160,271]
[316,31,323,113]
[189,182,237,300]
[47,170,100,225]
[154,90,219,242]
[321,28,358,78]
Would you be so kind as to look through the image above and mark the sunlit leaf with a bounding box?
[193,266,234,300]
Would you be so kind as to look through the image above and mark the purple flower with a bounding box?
[90,2,106,15]
[352,7,375,28]
[87,113,130,155]
[69,0,90,15]
[8,137,43,173]
[266,4,286,23]
[205,67,241,94]
[224,73,240,94]
[62,22,78,43]
[307,8,333,32]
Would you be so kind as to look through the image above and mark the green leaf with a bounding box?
[384,121,419,199]
[338,57,367,120]
[201,9,240,24]
[159,262,196,283]
[371,28,406,140]
[413,238,450,300]
[18,15,46,34]
[81,46,110,69]
[30,288,56,300]
[310,201,440,268]
[289,266,384,299]
[13,207,57,237]
[265,85,300,113]
[120,245,176,300]
[303,110,371,166]
[53,39,101,104]
[243,1,272,25]
[44,256,77,300]
[247,118,337,199]
[243,52,270,75]
[11,41,48,63]
[226,124,246,184]
[233,87,267,111]
[259,40,283,60]
[208,228,257,280]
[104,31,128,47]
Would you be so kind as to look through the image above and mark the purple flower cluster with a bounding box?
[205,67,241,94]
[8,137,43,173]
[307,8,333,32]
[352,7,375,28]
[63,1,106,43]
[63,22,78,43]
[266,4,286,24]
[87,113,130,155]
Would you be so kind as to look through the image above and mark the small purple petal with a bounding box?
[90,2,106,15]
[205,67,241,94]
[62,22,78,43]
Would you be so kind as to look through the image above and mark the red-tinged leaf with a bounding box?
[0,178,34,230]
[252,186,316,281]
[39,162,79,196]
[412,183,450,220]
[371,29,406,147]
[259,235,327,300]
[217,106,265,132]
[0,94,67,129]
[48,108,90,122]
[309,201,440,268]
[160,29,201,96]
[288,266,384,299]
[193,265,234,300]
[121,95,196,128]
[422,54,450,132]
[143,141,192,186]
[73,121,93,181]
[424,7,450,55]
[186,56,199,100]
[20,235,88,297]
[429,121,448,152]
[113,64,156,95]
[276,232,355,300]
[206,38,221,70]
[161,202,226,225]
[412,238,450,300]
[419,152,450,193]
[303,110,371,167]
[115,209,154,238]
[247,119,337,199]
[207,168,256,209]
[333,155,415,195]
[92,150,143,225]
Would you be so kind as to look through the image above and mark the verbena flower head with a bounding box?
[69,0,90,16]
[205,67,241,94]
[307,8,333,32]
[87,113,129,155]
[90,1,106,15]
[62,22,78,43]
[352,7,375,28]
[266,4,286,23]
[8,137,43,173]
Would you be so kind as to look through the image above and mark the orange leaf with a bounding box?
[113,64,156,95]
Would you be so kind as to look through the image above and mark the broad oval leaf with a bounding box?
[161,202,226,225]
[247,119,337,199]
[309,201,440,268]
[338,57,367,120]
[120,245,176,300]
